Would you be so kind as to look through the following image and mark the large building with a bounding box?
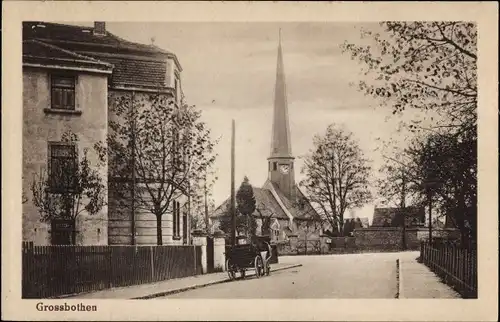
[22,21,190,245]
[210,33,323,242]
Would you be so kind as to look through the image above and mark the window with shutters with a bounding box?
[48,143,78,193]
[51,75,76,110]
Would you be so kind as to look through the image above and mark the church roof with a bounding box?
[210,187,289,220]
[269,30,293,159]
[210,183,320,222]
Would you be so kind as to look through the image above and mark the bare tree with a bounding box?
[300,124,372,236]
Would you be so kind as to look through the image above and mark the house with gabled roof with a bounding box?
[371,206,425,227]
[22,21,189,246]
[210,33,324,243]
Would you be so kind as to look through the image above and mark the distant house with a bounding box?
[371,207,425,228]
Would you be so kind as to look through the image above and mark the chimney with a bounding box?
[93,22,106,35]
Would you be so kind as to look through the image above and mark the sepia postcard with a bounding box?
[2,1,498,321]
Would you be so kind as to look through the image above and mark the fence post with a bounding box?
[108,247,113,288]
[150,246,155,282]
[193,245,197,275]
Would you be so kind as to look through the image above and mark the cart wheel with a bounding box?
[240,270,246,279]
[226,259,236,281]
[254,255,263,278]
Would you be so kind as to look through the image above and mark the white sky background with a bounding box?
[77,21,428,223]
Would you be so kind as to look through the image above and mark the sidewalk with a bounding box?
[61,262,302,299]
[398,252,460,299]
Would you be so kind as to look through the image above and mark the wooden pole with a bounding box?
[204,177,209,234]
[401,169,407,250]
[428,190,433,244]
[131,91,136,245]
[231,120,236,246]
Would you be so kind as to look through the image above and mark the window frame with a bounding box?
[47,142,78,193]
[50,74,76,111]
[173,201,181,239]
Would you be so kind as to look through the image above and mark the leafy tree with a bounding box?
[105,91,217,245]
[236,176,257,237]
[30,130,106,244]
[411,132,476,243]
[236,176,256,216]
[217,205,257,238]
[341,22,476,133]
[300,124,372,236]
[217,177,258,238]
[342,22,477,246]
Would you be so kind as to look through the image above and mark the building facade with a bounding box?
[210,33,323,243]
[22,21,190,245]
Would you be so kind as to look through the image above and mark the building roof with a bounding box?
[23,39,113,72]
[269,32,293,159]
[22,21,181,89]
[210,182,320,224]
[210,187,289,220]
[372,207,425,227]
[23,21,170,56]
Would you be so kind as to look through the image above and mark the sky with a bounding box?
[87,22,422,223]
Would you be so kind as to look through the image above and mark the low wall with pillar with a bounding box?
[213,231,226,272]
[192,230,207,274]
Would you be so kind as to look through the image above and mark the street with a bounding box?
[163,252,400,299]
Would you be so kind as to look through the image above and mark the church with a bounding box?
[210,33,324,243]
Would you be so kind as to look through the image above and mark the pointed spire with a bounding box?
[269,29,293,159]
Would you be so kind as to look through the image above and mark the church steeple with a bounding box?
[269,29,293,159]
[268,30,295,201]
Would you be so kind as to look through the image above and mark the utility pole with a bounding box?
[131,91,136,245]
[428,189,433,244]
[204,177,209,234]
[401,169,407,250]
[230,120,236,246]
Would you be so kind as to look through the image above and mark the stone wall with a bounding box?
[22,69,108,245]
[353,227,402,250]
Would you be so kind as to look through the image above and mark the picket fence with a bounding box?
[420,241,477,298]
[22,242,203,299]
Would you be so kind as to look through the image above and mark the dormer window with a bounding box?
[51,75,75,110]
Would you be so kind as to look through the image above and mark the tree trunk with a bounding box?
[339,213,344,237]
[156,215,163,246]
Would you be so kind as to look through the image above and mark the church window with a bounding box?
[273,162,277,171]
